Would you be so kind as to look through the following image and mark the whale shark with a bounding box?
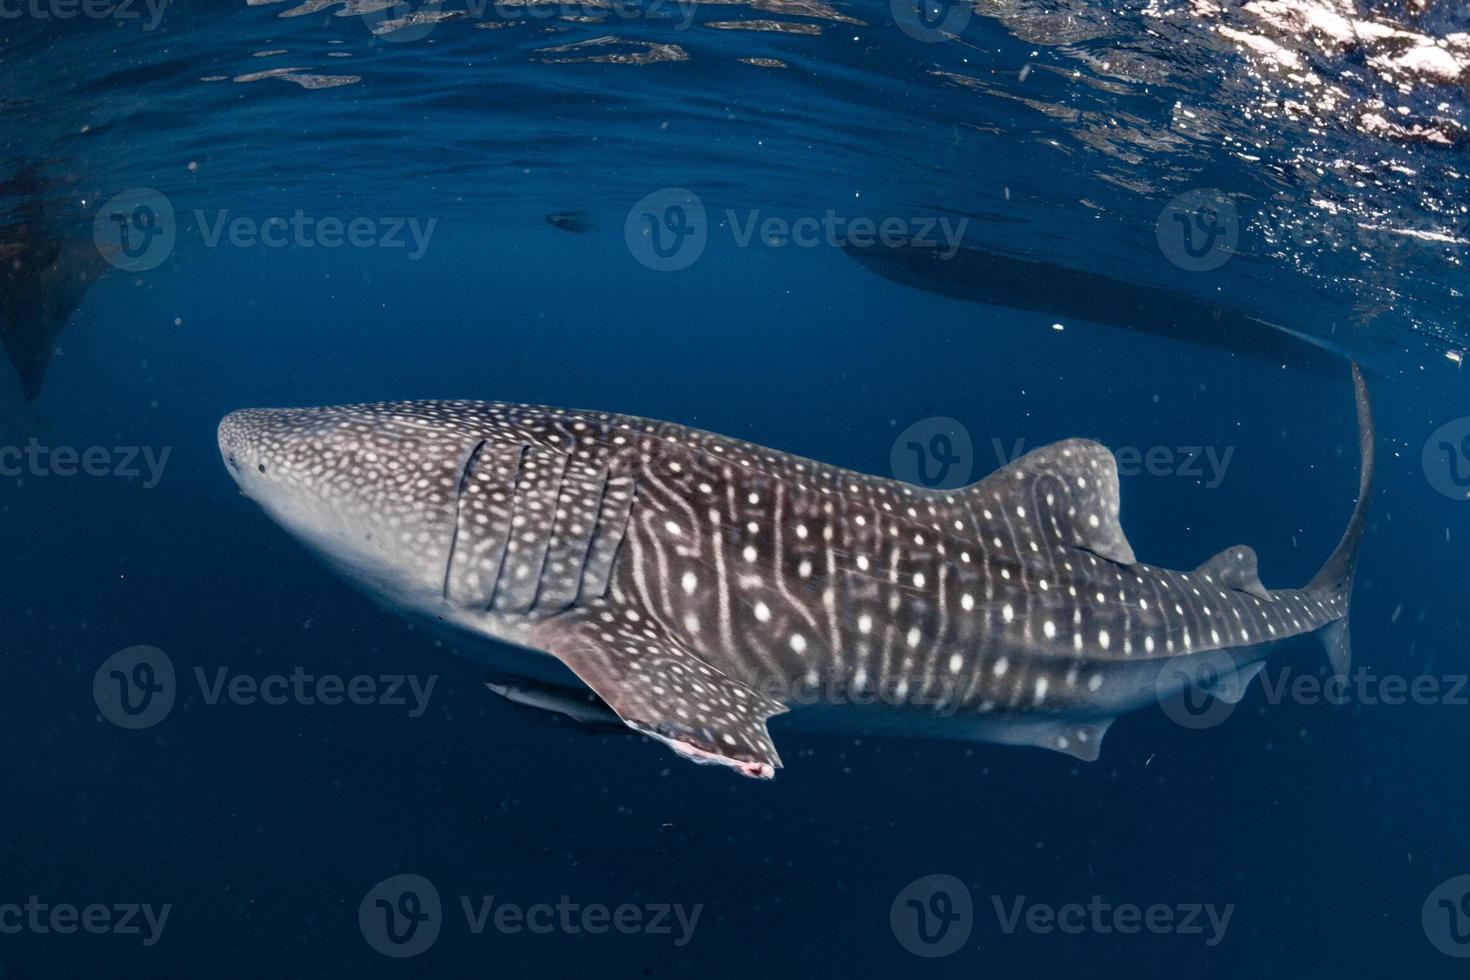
[218,365,1371,779]
[0,167,111,401]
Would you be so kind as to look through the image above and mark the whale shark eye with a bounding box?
[257,464,266,474]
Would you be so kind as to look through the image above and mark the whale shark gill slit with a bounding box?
[442,439,487,601]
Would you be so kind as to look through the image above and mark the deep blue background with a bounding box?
[2,220,1468,978]
[4,0,1470,974]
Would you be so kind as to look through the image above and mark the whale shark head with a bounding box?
[218,404,477,613]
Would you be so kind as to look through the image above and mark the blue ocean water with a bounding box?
[3,1,1470,977]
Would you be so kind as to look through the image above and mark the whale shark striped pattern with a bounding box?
[219,365,1372,779]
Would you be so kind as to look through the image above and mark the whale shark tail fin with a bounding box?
[1304,362,1374,677]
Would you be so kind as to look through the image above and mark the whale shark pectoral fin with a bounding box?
[965,438,1136,566]
[530,603,789,779]
[1197,545,1270,600]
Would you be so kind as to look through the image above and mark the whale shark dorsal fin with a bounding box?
[531,600,789,778]
[1196,545,1270,600]
[962,438,1136,567]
